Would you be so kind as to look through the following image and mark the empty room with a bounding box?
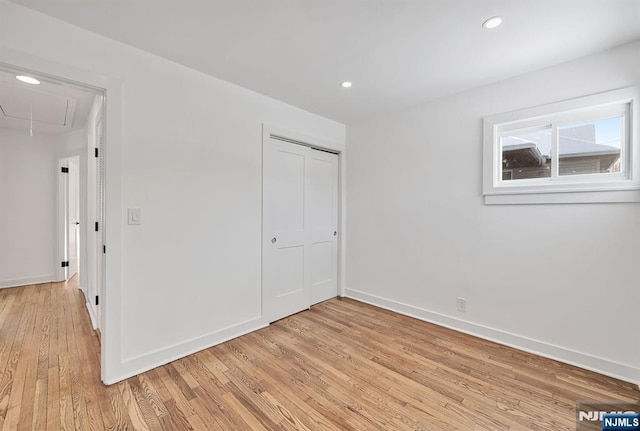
[0,0,639,430]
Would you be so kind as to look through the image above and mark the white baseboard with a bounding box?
[0,274,55,289]
[345,287,640,386]
[103,316,268,385]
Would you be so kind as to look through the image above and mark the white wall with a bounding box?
[0,1,345,383]
[56,128,86,153]
[0,128,57,287]
[346,40,640,384]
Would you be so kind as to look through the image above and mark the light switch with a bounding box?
[128,208,141,225]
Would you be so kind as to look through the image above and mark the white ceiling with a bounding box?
[8,0,640,123]
[0,68,96,135]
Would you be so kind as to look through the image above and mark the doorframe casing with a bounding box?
[0,47,124,384]
[260,123,347,321]
[89,107,105,330]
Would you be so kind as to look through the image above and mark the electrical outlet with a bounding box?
[456,297,467,312]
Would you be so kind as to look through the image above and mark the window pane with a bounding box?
[558,117,622,176]
[500,127,551,181]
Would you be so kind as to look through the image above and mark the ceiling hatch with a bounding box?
[0,85,77,128]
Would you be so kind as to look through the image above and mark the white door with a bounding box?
[67,158,80,279]
[308,150,339,305]
[263,137,339,323]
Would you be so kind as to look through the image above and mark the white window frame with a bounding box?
[483,87,640,204]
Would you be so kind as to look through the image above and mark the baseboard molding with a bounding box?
[345,288,640,386]
[104,316,268,385]
[0,274,55,289]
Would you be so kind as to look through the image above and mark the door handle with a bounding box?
[333,231,337,236]
[75,222,80,225]
[271,237,277,243]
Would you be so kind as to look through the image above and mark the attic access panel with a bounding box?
[0,85,76,126]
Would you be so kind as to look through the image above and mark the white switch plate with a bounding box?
[456,297,466,312]
[128,208,141,225]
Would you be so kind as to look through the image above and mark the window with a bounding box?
[483,87,640,204]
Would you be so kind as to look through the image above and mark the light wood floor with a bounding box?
[0,280,638,430]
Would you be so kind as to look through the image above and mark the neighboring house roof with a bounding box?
[555,138,620,157]
[502,143,546,166]
[502,124,620,160]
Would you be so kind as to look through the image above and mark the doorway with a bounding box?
[58,155,80,281]
[0,63,106,332]
[262,130,340,323]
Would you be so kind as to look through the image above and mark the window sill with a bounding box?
[484,189,640,205]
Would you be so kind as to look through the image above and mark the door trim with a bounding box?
[0,51,122,384]
[269,133,340,155]
[261,124,346,322]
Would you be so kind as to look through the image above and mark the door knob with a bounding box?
[271,237,277,243]
[75,222,80,225]
[333,231,337,236]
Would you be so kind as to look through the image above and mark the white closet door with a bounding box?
[263,137,339,322]
[263,139,311,322]
[308,149,339,305]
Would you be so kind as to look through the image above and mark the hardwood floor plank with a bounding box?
[118,378,151,431]
[162,398,195,431]
[103,383,134,431]
[45,366,61,431]
[165,363,197,401]
[186,396,224,431]
[192,349,230,386]
[220,391,269,431]
[127,377,164,431]
[1,282,639,431]
[47,284,60,370]
[138,373,169,419]
[16,350,37,431]
[154,366,197,418]
[185,412,214,431]
[58,352,76,431]
[31,378,47,431]
[189,388,241,431]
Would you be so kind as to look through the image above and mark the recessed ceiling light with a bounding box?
[16,75,41,85]
[340,81,352,88]
[482,16,503,29]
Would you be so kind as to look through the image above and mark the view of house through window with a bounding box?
[500,117,623,181]
[558,117,622,176]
